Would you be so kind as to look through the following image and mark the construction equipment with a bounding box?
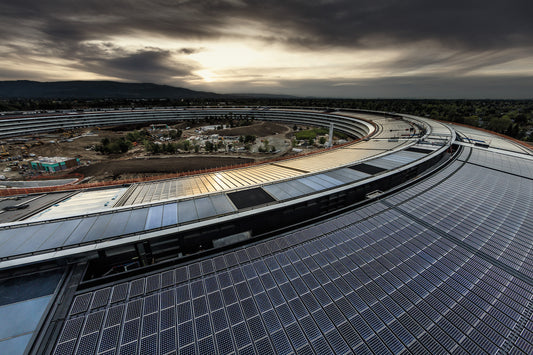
[0,145,9,157]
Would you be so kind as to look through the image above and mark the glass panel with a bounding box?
[263,185,291,201]
[286,180,314,195]
[123,208,149,235]
[178,200,198,224]
[0,225,42,258]
[145,205,163,230]
[0,229,17,249]
[37,219,82,250]
[314,174,343,187]
[0,268,64,306]
[65,216,98,245]
[81,214,113,243]
[162,203,178,227]
[210,195,236,215]
[101,211,131,238]
[14,222,63,255]
[305,176,332,189]
[0,333,33,355]
[195,198,217,219]
[0,295,52,340]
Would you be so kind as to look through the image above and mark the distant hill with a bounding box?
[0,80,221,99]
[227,93,297,99]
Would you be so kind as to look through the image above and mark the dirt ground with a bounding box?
[28,130,124,161]
[1,121,317,182]
[73,156,255,181]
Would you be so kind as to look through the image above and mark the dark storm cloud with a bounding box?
[0,0,532,97]
[236,0,533,51]
[177,48,201,55]
[74,47,199,83]
[377,47,532,75]
[1,0,532,51]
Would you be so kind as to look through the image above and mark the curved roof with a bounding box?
[52,126,533,355]
[0,108,532,354]
[0,110,448,268]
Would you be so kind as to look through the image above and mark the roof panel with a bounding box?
[122,208,149,235]
[101,211,131,238]
[194,197,217,220]
[37,219,82,251]
[145,205,164,230]
[0,225,43,258]
[178,200,198,224]
[209,195,236,215]
[162,203,178,227]
[83,214,113,243]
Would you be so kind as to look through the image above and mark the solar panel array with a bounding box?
[0,137,440,262]
[54,146,533,354]
[460,149,533,178]
[115,139,416,207]
[116,164,304,206]
[112,113,449,208]
[453,124,533,155]
[0,194,237,260]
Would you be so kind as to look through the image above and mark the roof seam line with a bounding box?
[381,200,533,288]
[457,160,533,181]
[385,147,470,207]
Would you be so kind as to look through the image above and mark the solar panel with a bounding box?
[227,187,276,209]
[349,163,387,174]
[70,294,92,315]
[53,144,533,355]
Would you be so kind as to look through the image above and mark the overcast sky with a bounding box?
[1,0,532,98]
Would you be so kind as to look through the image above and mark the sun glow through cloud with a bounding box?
[0,1,532,98]
[196,70,217,82]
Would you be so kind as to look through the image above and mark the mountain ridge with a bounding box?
[0,80,222,99]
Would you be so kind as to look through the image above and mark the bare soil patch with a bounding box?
[73,156,254,181]
[6,121,326,183]
[29,131,124,162]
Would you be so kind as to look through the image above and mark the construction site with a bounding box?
[0,118,341,187]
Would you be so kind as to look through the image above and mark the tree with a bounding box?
[205,141,214,152]
[244,135,256,144]
[463,116,479,127]
[487,116,513,133]
[117,138,131,153]
[168,129,182,140]
[183,140,191,151]
[147,142,160,154]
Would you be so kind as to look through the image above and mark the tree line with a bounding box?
[3,98,532,141]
